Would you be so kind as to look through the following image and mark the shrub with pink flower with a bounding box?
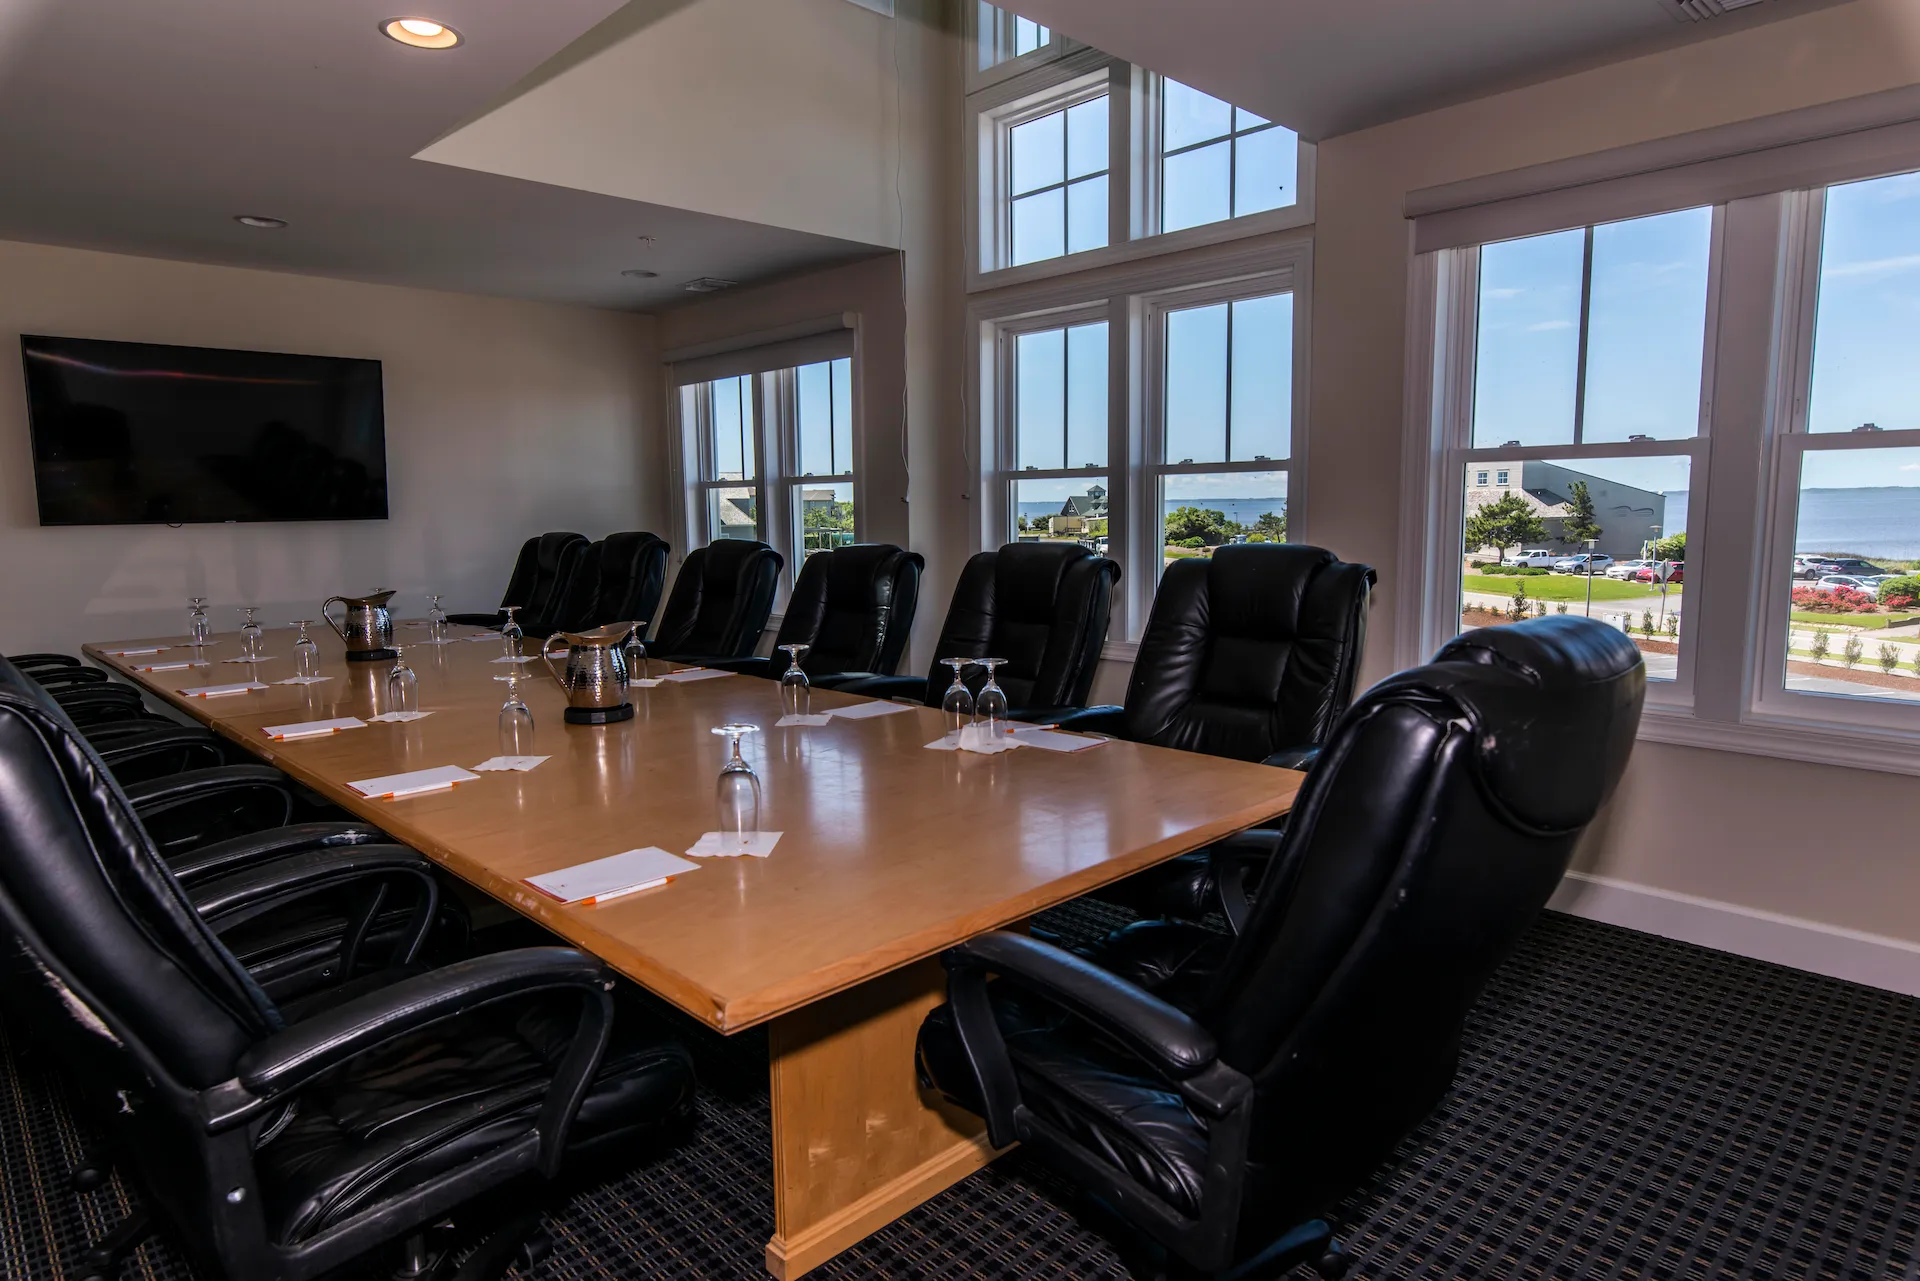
[1793,585,1881,614]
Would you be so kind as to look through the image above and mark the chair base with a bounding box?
[75,1207,151,1281]
[346,648,399,663]
[564,703,634,725]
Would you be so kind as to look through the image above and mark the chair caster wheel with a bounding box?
[1314,1243,1353,1279]
[518,1229,553,1271]
[71,1166,106,1193]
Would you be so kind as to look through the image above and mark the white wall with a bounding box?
[0,238,666,655]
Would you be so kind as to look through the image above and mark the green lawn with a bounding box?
[1463,574,1682,603]
[1790,610,1920,631]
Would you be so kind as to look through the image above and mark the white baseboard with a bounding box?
[1548,871,1920,999]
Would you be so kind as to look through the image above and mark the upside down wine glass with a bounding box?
[291,620,320,680]
[974,658,1009,739]
[625,632,649,684]
[496,605,524,681]
[713,724,762,851]
[499,669,535,754]
[187,597,210,649]
[939,658,974,744]
[238,606,264,660]
[426,593,448,644]
[386,645,419,715]
[777,644,811,718]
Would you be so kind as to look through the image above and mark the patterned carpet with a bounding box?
[4,908,1919,1280]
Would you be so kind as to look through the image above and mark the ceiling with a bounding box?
[0,0,884,311]
[999,0,1843,140]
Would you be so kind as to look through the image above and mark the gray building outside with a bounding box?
[1465,461,1667,562]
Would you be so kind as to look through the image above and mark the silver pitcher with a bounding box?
[322,590,398,662]
[542,622,637,724]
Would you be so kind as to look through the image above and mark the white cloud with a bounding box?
[1823,254,1920,280]
[1900,463,1920,472]
[1526,320,1575,332]
[1484,287,1524,299]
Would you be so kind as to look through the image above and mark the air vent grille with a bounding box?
[1656,0,1768,23]
[682,277,739,294]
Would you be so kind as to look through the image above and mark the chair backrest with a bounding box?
[0,659,278,1100]
[653,540,785,657]
[921,543,1119,709]
[499,532,589,634]
[554,532,671,633]
[1205,616,1643,1209]
[773,544,924,677]
[1119,544,1374,760]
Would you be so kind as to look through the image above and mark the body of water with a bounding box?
[1018,497,1287,527]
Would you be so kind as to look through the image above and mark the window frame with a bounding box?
[686,374,767,550]
[773,359,860,577]
[967,1,1072,93]
[1135,71,1311,243]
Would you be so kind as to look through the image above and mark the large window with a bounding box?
[1009,318,1110,553]
[688,374,761,544]
[791,358,855,562]
[1007,94,1110,266]
[1156,78,1300,234]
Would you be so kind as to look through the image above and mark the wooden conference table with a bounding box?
[87,624,1301,1278]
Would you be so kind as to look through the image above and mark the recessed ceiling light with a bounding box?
[234,215,287,229]
[621,269,659,279]
[380,16,463,48]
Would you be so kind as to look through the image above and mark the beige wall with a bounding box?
[1311,0,1920,941]
[0,238,666,656]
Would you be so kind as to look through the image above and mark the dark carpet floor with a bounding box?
[5,908,1919,1280]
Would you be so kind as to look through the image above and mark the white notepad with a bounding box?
[829,699,913,720]
[661,667,732,683]
[220,655,275,664]
[490,655,535,664]
[472,755,549,772]
[525,847,700,904]
[1010,727,1107,753]
[368,710,433,723]
[262,716,366,740]
[347,764,479,799]
[686,831,783,859]
[274,675,332,686]
[103,645,170,657]
[137,660,207,672]
[182,681,267,698]
[775,714,833,727]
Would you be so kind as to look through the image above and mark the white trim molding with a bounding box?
[1549,870,1920,999]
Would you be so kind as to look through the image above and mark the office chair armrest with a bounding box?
[945,932,1219,1081]
[1011,705,1124,732]
[32,667,110,688]
[830,674,928,703]
[10,652,81,669]
[694,655,777,678]
[210,949,615,1157]
[51,683,144,708]
[124,767,297,855]
[190,842,434,921]
[169,821,391,886]
[123,765,291,817]
[1260,744,1321,772]
[445,611,505,629]
[92,724,227,775]
[80,714,183,743]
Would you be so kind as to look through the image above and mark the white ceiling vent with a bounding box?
[840,0,895,14]
[1655,0,1769,23]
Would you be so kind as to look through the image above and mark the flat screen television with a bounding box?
[20,334,388,525]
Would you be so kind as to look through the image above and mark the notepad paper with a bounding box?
[138,660,208,672]
[925,723,1020,754]
[262,717,365,740]
[775,714,833,727]
[347,764,478,799]
[466,633,505,642]
[183,681,267,698]
[472,755,549,772]
[525,846,700,904]
[103,645,170,656]
[274,675,333,685]
[661,667,732,683]
[827,700,913,720]
[630,677,666,688]
[220,655,276,664]
[1010,727,1107,753]
[686,831,783,859]
[490,655,535,664]
[368,710,433,723]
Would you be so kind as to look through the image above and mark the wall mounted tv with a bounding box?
[20,334,389,526]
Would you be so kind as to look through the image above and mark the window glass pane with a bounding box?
[1809,170,1920,434]
[1472,228,1584,448]
[1015,328,1066,470]
[1582,208,1711,444]
[1015,476,1109,551]
[1066,322,1108,469]
[1066,175,1108,255]
[1163,79,1232,151]
[1459,455,1690,680]
[1066,99,1107,180]
[1228,293,1292,462]
[1015,16,1047,55]
[797,481,855,561]
[830,357,853,477]
[1233,125,1298,216]
[1165,302,1228,463]
[708,375,755,481]
[707,486,759,542]
[1783,447,1920,700]
[1011,188,1065,265]
[1162,140,1231,234]
[796,362,834,477]
[1234,105,1271,130]
[1162,472,1287,566]
[1010,110,1063,196]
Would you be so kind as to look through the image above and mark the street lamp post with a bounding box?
[1584,538,1598,618]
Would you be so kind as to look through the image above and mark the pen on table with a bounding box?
[578,877,670,906]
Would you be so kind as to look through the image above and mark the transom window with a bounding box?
[1159,78,1299,233]
[1009,97,1110,266]
[976,3,1052,72]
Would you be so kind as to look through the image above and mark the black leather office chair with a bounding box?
[917,616,1645,1279]
[0,671,696,1281]
[653,539,784,661]
[449,531,590,635]
[553,531,671,634]
[715,543,923,681]
[1046,545,1374,925]
[830,542,1118,714]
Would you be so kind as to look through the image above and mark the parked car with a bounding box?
[1552,553,1613,575]
[1511,549,1557,568]
[1635,562,1684,585]
[1793,555,1831,580]
[1807,557,1889,578]
[1606,559,1654,580]
[1813,574,1879,595]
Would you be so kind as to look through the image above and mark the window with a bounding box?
[1156,78,1299,233]
[1447,208,1712,686]
[688,374,761,544]
[1008,96,1110,266]
[790,357,855,562]
[976,3,1053,73]
[1008,318,1110,551]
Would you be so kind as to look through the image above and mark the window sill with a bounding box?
[1639,705,1920,778]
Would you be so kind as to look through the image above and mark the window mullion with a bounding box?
[1573,225,1594,446]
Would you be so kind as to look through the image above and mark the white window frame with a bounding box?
[772,359,860,580]
[684,374,768,552]
[972,236,1312,649]
[972,61,1120,285]
[1133,70,1315,246]
[966,1,1073,93]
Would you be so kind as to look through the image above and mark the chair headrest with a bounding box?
[699,539,777,586]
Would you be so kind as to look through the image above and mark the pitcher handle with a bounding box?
[541,634,569,691]
[321,596,349,644]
